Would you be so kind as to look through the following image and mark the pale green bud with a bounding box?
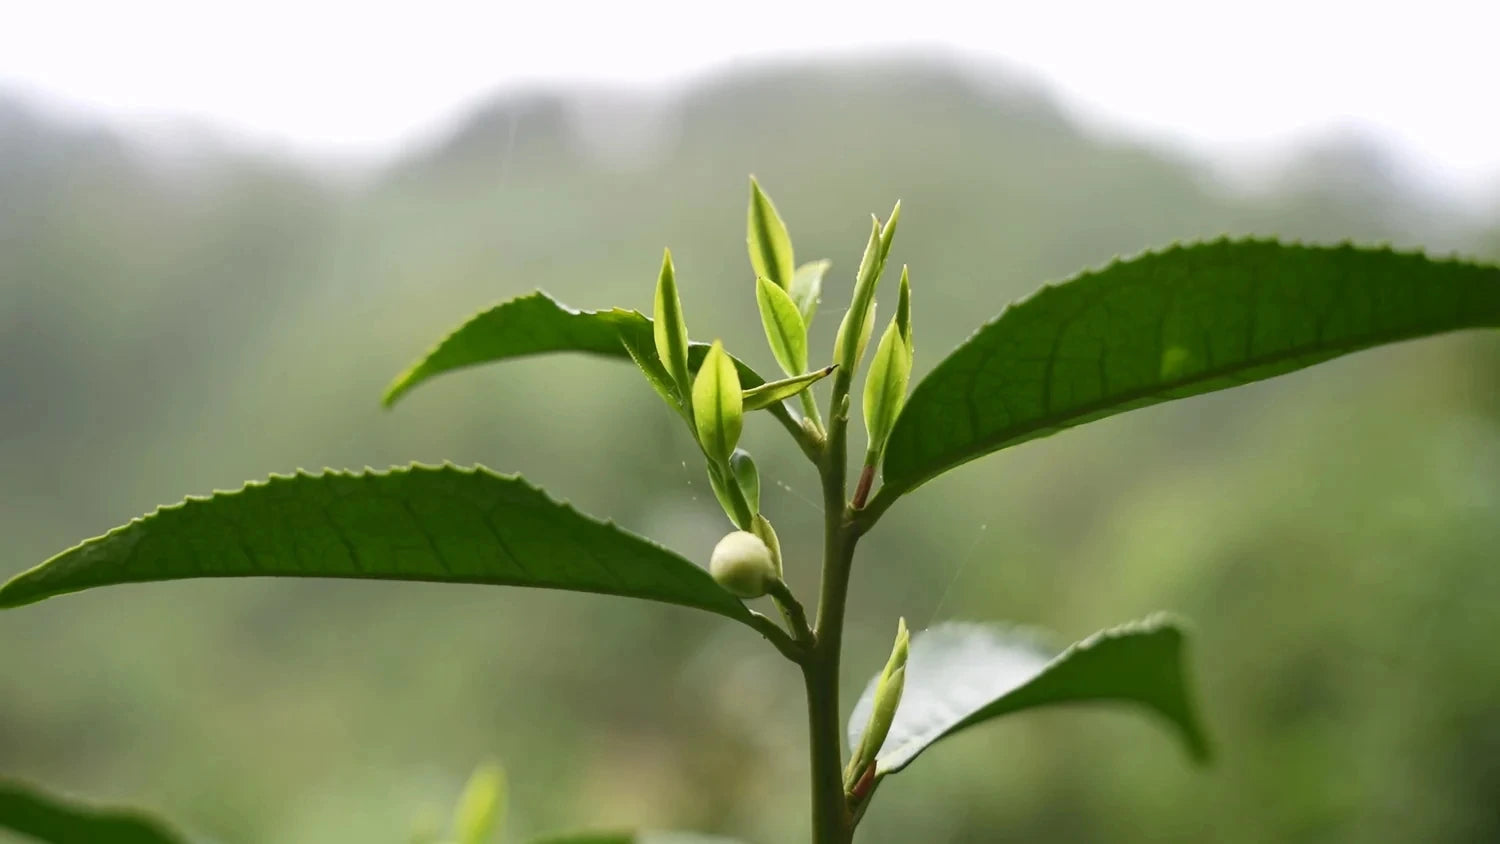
[653,249,692,402]
[895,264,912,350]
[847,617,910,787]
[833,200,899,375]
[854,301,878,372]
[710,530,777,598]
[863,315,912,462]
[692,340,743,464]
[747,176,795,290]
[756,275,809,376]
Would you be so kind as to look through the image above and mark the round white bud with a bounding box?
[709,530,777,598]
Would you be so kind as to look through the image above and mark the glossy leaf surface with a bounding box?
[747,177,795,290]
[847,616,1210,777]
[756,275,808,375]
[0,465,753,624]
[382,292,777,406]
[881,240,1500,495]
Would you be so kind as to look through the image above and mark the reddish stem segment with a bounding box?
[851,464,876,510]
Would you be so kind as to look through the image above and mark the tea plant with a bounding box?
[4,178,1498,843]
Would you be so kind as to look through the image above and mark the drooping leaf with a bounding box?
[846,616,1210,778]
[880,240,1500,496]
[383,292,643,407]
[0,779,187,844]
[382,292,772,403]
[789,259,830,322]
[380,291,795,429]
[0,465,753,624]
[741,365,836,411]
[692,341,744,465]
[756,275,809,376]
[747,176,795,290]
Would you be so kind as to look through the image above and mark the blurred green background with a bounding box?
[2,56,1499,844]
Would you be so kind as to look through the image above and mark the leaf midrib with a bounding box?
[888,312,1489,495]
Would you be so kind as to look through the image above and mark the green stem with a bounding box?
[748,610,806,663]
[802,643,851,844]
[767,579,815,646]
[800,356,861,844]
[851,480,899,532]
[772,402,823,463]
[799,389,826,437]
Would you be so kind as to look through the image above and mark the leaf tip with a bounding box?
[380,371,416,408]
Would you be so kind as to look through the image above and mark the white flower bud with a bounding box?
[709,530,777,598]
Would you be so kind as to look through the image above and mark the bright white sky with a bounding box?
[3,0,1498,201]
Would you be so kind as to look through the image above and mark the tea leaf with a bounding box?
[847,616,1209,778]
[0,465,754,624]
[747,176,795,290]
[880,240,1500,497]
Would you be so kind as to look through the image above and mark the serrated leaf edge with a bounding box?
[884,238,1500,493]
[0,462,754,623]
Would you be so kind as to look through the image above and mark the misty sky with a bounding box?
[3,0,1498,202]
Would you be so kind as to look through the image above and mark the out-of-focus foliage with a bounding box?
[0,779,186,844]
[1,57,1497,844]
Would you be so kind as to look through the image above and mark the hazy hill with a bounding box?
[1,56,1497,844]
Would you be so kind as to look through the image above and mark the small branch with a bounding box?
[715,458,756,530]
[769,403,823,463]
[767,578,814,646]
[850,480,901,536]
[851,463,876,510]
[848,771,883,829]
[747,610,806,664]
[799,389,826,438]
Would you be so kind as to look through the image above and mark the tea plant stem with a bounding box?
[851,464,876,511]
[799,390,826,437]
[802,646,852,844]
[804,508,861,843]
[775,405,824,462]
[799,362,861,844]
[767,579,815,646]
[747,610,804,663]
[851,482,898,532]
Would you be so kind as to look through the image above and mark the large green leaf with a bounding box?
[382,291,776,407]
[0,779,187,844]
[846,616,1209,778]
[880,240,1500,496]
[0,464,752,624]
